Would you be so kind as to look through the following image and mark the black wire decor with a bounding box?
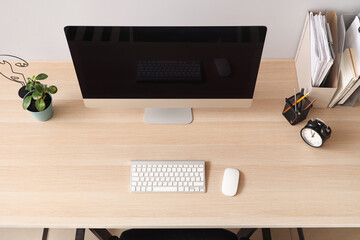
[0,54,29,86]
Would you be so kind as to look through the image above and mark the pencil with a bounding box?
[283,93,309,113]
[304,98,317,110]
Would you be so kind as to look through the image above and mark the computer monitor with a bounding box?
[64,26,267,124]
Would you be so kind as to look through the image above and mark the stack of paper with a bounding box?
[329,16,360,107]
[328,48,359,107]
[310,12,335,87]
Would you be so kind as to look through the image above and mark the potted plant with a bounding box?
[22,73,58,121]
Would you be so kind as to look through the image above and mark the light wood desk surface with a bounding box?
[1,60,360,228]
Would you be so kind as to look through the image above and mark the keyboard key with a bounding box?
[153,187,178,192]
[132,177,140,182]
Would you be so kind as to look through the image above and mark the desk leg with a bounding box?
[75,229,85,240]
[297,228,305,240]
[42,228,49,240]
[261,229,271,240]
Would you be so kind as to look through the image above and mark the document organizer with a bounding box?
[283,93,312,125]
[295,11,339,108]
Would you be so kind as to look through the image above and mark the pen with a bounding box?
[299,88,304,110]
[304,98,317,110]
[294,88,298,114]
[283,93,310,114]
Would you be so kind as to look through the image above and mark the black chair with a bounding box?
[43,228,305,240]
[84,228,305,240]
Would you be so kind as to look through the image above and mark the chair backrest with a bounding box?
[119,229,238,240]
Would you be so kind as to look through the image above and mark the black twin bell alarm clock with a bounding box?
[300,118,332,147]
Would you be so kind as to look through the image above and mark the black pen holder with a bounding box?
[282,93,312,125]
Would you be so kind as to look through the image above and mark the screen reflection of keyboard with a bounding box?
[136,60,202,82]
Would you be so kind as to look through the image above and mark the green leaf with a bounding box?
[35,83,45,93]
[25,82,33,91]
[35,98,46,111]
[35,73,48,80]
[23,96,32,110]
[48,85,58,94]
[32,91,42,100]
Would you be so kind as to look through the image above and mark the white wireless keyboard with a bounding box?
[130,160,206,193]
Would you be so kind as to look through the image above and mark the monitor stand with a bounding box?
[144,108,193,124]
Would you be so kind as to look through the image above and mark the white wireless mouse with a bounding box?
[222,168,240,196]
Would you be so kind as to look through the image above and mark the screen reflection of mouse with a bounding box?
[214,58,232,77]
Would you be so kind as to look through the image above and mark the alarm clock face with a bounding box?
[301,127,323,147]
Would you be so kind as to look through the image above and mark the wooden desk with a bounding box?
[1,60,360,228]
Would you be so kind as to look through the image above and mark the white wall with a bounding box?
[1,0,359,60]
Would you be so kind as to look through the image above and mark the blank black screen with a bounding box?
[64,26,266,99]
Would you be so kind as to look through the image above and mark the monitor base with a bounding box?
[144,108,193,124]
